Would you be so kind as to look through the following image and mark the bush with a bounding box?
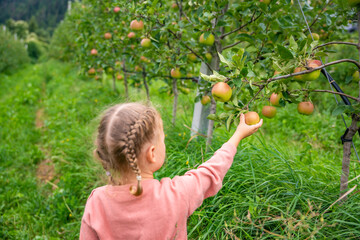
[0,28,30,74]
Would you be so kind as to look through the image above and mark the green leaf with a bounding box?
[226,114,234,131]
[277,45,294,60]
[207,114,218,121]
[218,52,235,69]
[289,36,298,51]
[332,104,355,116]
[200,71,227,82]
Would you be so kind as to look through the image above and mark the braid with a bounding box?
[94,103,160,197]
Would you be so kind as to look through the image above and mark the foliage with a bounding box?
[0,27,30,74]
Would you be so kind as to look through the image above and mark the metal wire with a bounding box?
[296,0,360,162]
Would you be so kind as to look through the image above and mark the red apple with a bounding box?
[244,112,260,125]
[307,59,322,67]
[297,101,314,115]
[116,74,123,80]
[171,68,181,78]
[141,38,151,48]
[135,66,142,72]
[171,3,179,9]
[130,20,144,31]
[140,56,150,63]
[199,33,215,46]
[270,93,281,106]
[88,68,96,75]
[262,106,276,118]
[114,7,120,13]
[90,49,98,55]
[211,82,232,102]
[128,32,136,38]
[201,95,211,105]
[104,32,112,39]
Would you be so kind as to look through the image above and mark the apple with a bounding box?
[106,67,113,73]
[114,7,120,13]
[130,20,144,31]
[141,38,151,48]
[353,71,360,81]
[205,53,212,62]
[199,33,215,46]
[307,33,320,41]
[349,0,360,7]
[95,75,101,81]
[131,44,135,49]
[270,93,281,106]
[88,68,96,75]
[188,53,197,62]
[201,95,211,105]
[260,0,271,5]
[293,62,320,82]
[307,59,322,67]
[104,32,112,39]
[140,56,150,63]
[262,106,276,118]
[135,66,142,72]
[128,32,136,38]
[298,101,314,115]
[90,49,98,55]
[116,74,123,80]
[274,70,281,76]
[244,111,260,125]
[97,68,103,73]
[171,68,181,78]
[211,82,232,102]
[171,3,179,9]
[186,73,193,78]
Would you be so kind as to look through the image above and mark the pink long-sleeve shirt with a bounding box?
[80,142,237,240]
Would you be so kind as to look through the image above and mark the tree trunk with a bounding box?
[111,71,117,93]
[172,78,178,126]
[340,115,359,200]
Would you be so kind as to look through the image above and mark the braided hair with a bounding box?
[94,103,161,196]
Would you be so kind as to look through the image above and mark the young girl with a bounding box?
[80,102,263,239]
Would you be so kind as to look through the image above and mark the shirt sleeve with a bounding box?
[79,218,99,240]
[176,142,237,216]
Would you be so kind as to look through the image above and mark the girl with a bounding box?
[80,102,263,239]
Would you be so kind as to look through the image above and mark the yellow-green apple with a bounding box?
[205,53,212,62]
[171,68,181,78]
[244,111,260,125]
[186,73,193,78]
[211,82,232,102]
[128,32,136,38]
[141,38,151,48]
[293,63,320,82]
[88,68,96,75]
[353,71,360,81]
[262,106,276,118]
[140,56,150,63]
[130,20,144,31]
[90,49,98,55]
[307,33,320,41]
[114,7,120,13]
[188,53,197,62]
[199,33,215,46]
[270,93,282,106]
[297,101,314,115]
[201,95,211,105]
[104,32,112,39]
[135,65,142,72]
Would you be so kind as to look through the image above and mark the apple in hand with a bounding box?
[211,82,232,102]
[171,68,181,78]
[130,20,144,31]
[244,112,260,125]
[262,106,276,118]
[297,102,314,115]
[141,38,151,48]
[199,33,215,46]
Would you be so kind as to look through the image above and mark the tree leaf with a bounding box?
[277,45,294,60]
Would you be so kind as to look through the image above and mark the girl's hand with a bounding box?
[228,113,263,148]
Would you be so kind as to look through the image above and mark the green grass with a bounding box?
[0,60,359,239]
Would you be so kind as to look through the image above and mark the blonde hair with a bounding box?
[94,102,161,196]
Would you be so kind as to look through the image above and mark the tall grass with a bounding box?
[0,60,359,239]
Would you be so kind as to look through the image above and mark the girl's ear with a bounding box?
[145,145,156,163]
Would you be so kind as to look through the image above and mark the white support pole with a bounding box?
[191,62,211,136]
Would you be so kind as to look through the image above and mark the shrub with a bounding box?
[0,27,30,74]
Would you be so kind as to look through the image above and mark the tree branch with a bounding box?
[294,89,359,102]
[314,41,359,50]
[221,12,262,39]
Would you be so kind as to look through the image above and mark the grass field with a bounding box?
[1,60,359,239]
